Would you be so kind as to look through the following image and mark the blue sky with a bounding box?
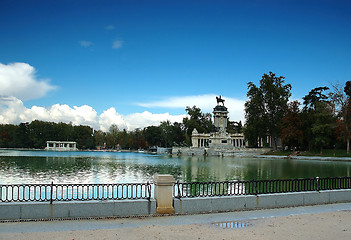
[1,0,351,131]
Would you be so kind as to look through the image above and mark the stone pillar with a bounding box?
[154,174,175,214]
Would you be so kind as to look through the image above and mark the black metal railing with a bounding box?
[0,182,153,203]
[1,177,350,202]
[173,177,351,198]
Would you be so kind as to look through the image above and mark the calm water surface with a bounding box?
[0,150,351,184]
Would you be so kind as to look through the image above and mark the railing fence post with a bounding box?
[176,180,182,199]
[315,177,320,192]
[147,181,151,201]
[253,181,259,195]
[50,181,53,204]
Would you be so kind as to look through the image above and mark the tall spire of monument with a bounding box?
[213,96,228,132]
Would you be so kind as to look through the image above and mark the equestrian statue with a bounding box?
[216,96,225,106]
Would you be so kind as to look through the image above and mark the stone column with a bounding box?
[154,174,175,214]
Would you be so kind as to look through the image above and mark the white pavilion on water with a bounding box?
[45,141,77,151]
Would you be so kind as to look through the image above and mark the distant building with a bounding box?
[173,96,246,156]
[45,141,77,151]
[149,146,168,154]
[191,103,246,150]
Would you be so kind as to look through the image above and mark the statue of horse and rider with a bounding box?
[216,96,225,106]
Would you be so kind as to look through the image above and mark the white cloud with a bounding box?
[137,94,245,122]
[112,40,123,49]
[79,40,93,47]
[0,97,186,131]
[99,107,128,131]
[125,111,186,130]
[0,96,27,124]
[48,104,99,127]
[138,94,215,108]
[0,97,99,128]
[0,62,56,101]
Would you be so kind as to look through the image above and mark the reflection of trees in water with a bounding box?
[101,160,183,181]
[230,158,351,180]
[178,156,351,182]
[180,156,250,182]
[0,155,184,183]
[0,156,92,174]
[0,156,94,183]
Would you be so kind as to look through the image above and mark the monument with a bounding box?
[172,96,246,156]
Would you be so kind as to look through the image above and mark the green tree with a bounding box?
[72,125,94,149]
[329,82,351,153]
[227,121,243,133]
[132,128,147,149]
[344,81,351,97]
[14,122,31,148]
[106,124,120,149]
[159,121,173,147]
[244,82,266,147]
[302,86,331,151]
[311,102,335,153]
[183,106,214,145]
[344,81,351,153]
[0,124,18,148]
[28,120,48,149]
[281,101,303,150]
[329,81,351,154]
[94,130,106,148]
[55,122,73,141]
[303,87,330,111]
[245,72,291,150]
[144,126,163,147]
[171,122,186,146]
[119,129,130,149]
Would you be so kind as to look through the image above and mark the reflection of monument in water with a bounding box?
[172,96,246,156]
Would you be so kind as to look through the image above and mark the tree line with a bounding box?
[244,72,351,154]
[0,106,242,150]
[0,121,95,149]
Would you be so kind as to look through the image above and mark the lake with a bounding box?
[1,149,351,184]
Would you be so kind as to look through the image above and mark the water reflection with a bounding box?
[0,150,350,184]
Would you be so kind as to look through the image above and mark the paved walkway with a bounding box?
[1,203,351,239]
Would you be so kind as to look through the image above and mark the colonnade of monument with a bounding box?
[193,136,245,148]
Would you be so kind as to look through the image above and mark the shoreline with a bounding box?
[2,147,351,162]
[256,154,351,162]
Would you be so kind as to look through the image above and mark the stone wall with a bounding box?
[1,190,351,220]
[171,147,270,156]
[173,189,351,214]
[0,200,156,220]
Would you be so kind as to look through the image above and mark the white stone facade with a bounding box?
[46,141,77,151]
[191,102,246,150]
[173,97,246,156]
